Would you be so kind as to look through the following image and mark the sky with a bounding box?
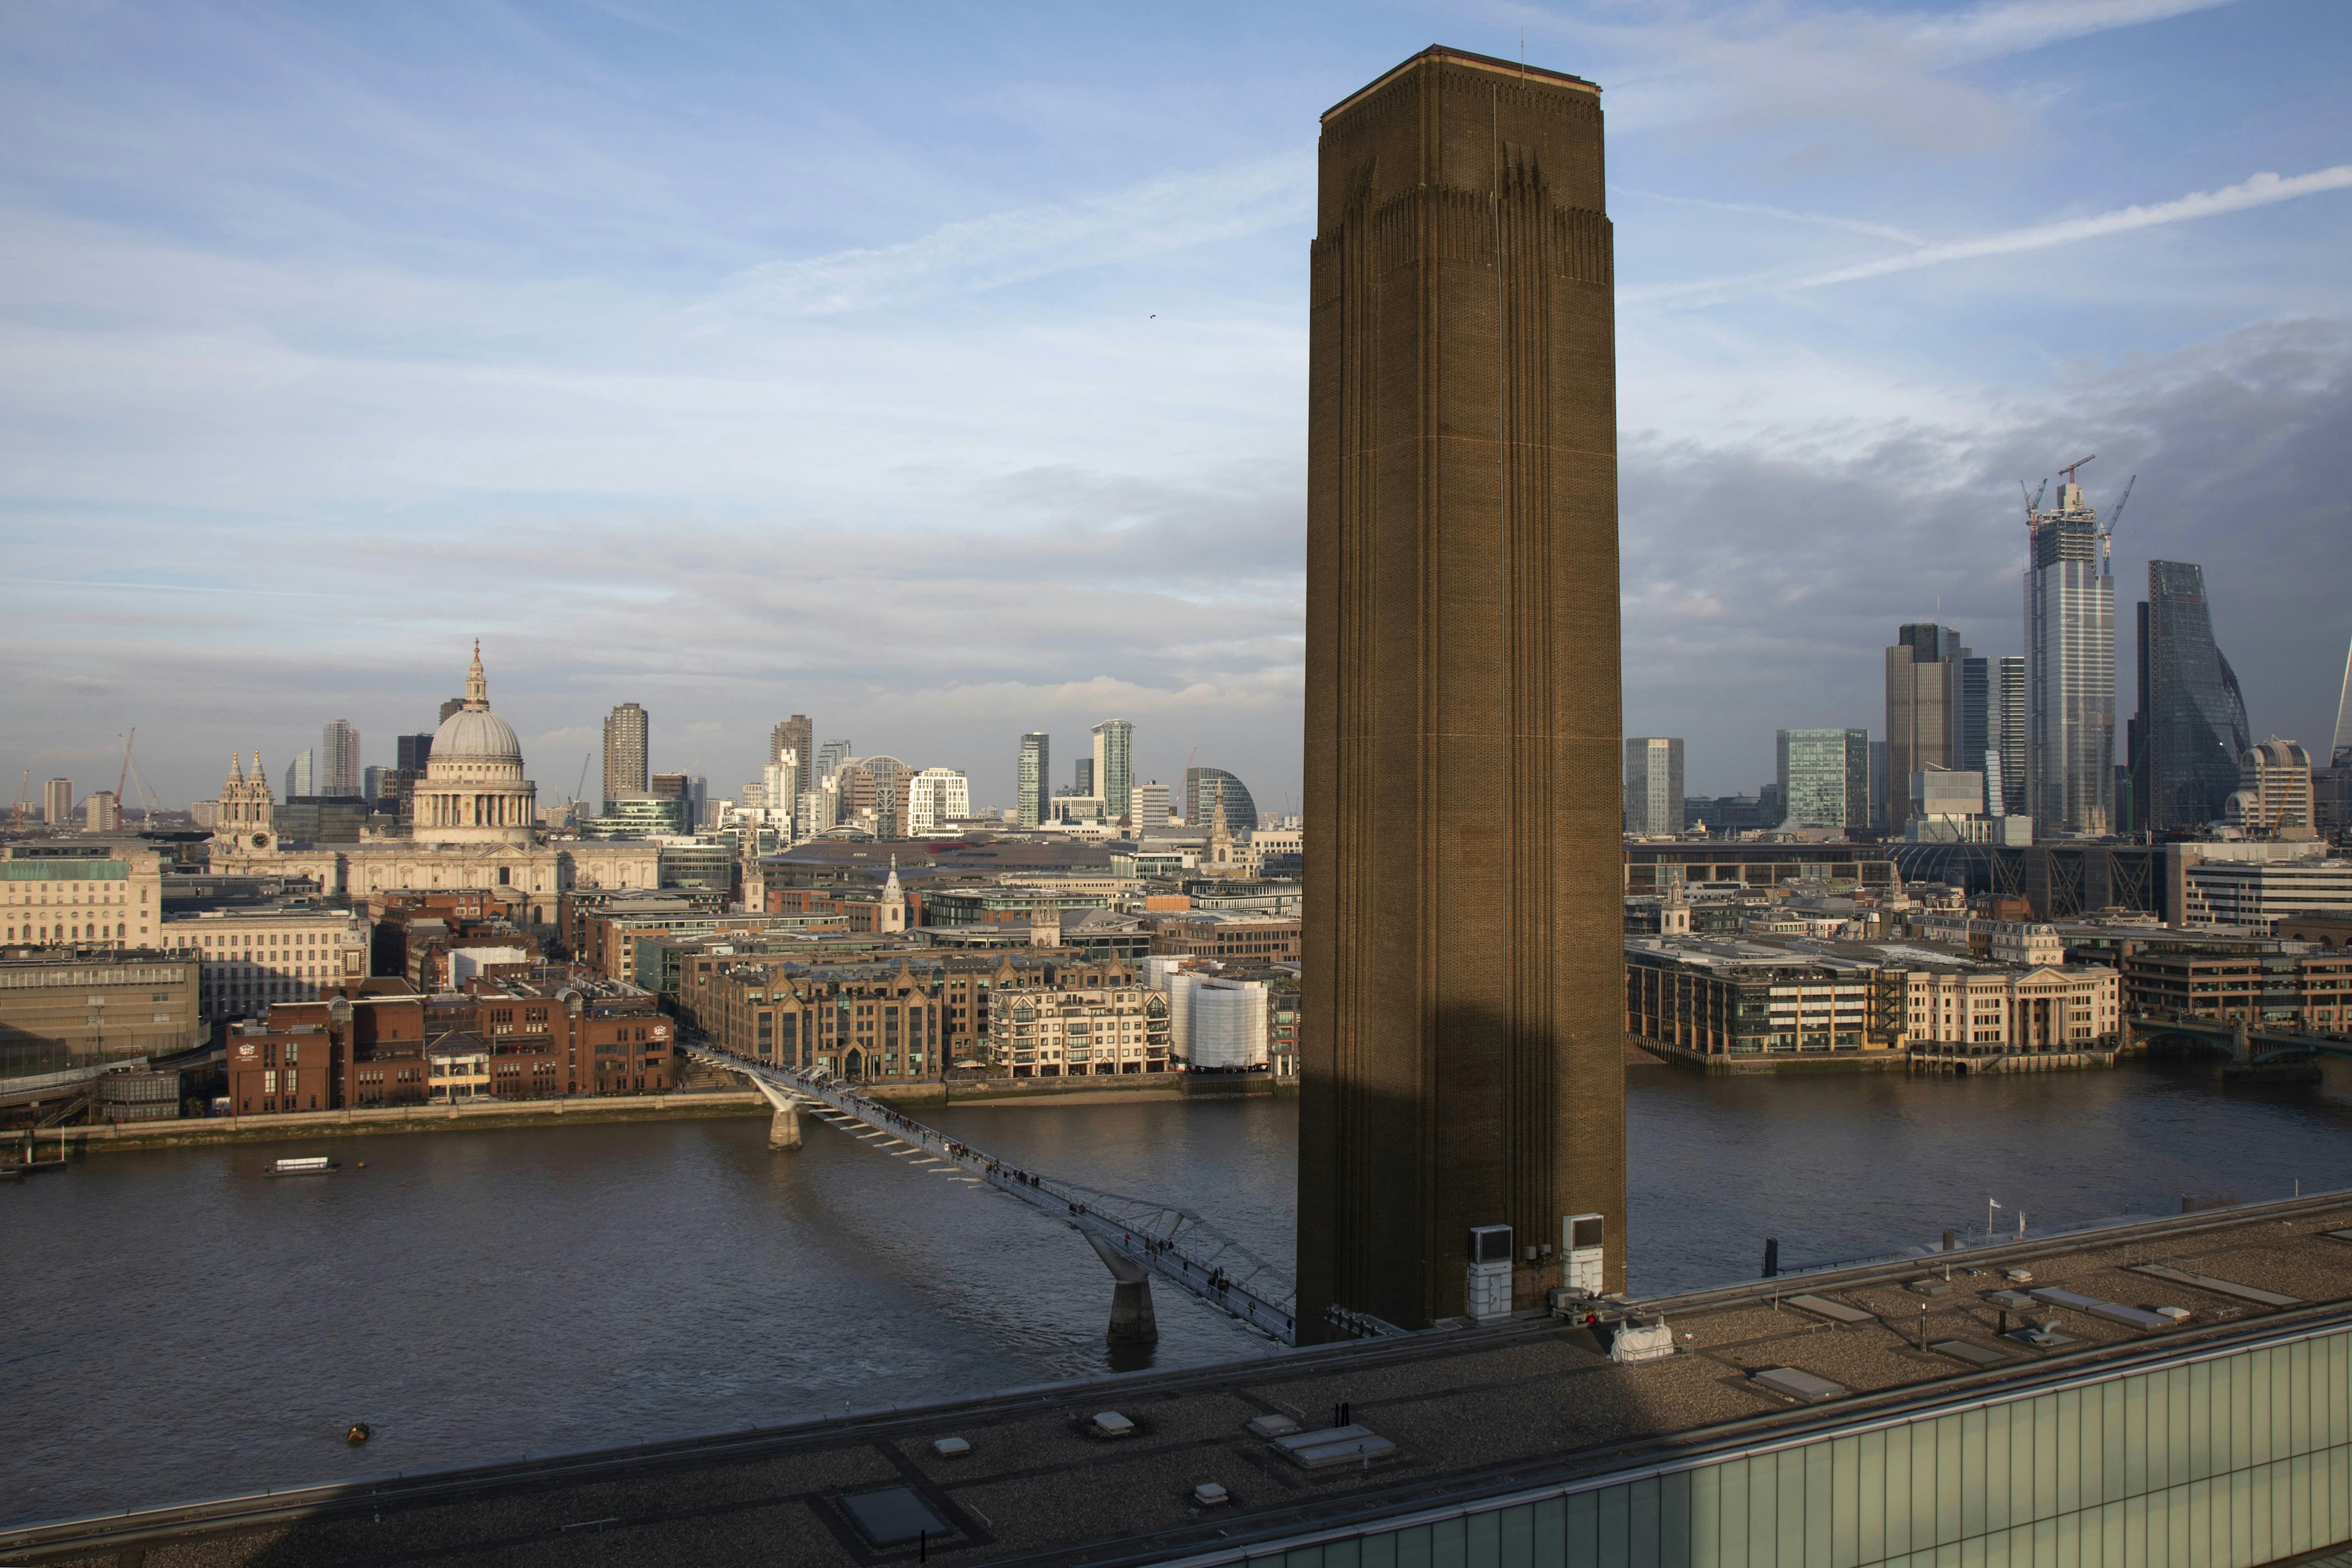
[1,0,2346,812]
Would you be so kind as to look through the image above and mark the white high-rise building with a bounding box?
[1622,737,1684,835]
[2025,473,2114,837]
[42,777,72,825]
[1131,781,1171,836]
[908,768,970,834]
[321,719,362,797]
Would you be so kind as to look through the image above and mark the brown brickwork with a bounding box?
[1298,47,1626,1337]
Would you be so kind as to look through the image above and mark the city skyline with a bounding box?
[2,1,2348,805]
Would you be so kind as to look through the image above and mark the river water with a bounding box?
[7,1061,2352,1526]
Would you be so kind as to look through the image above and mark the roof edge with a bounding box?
[1322,45,1599,124]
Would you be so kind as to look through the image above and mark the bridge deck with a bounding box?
[692,1041,1302,1342]
[12,1196,2352,1567]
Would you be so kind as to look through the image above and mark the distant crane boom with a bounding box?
[2058,453,2095,487]
[116,729,134,808]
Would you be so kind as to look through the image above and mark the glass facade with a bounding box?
[1996,656,2027,816]
[2026,482,2114,835]
[1090,718,1134,820]
[1227,1325,2352,1568]
[1183,766,1259,834]
[2137,560,2249,831]
[1776,729,1869,829]
[1017,733,1049,829]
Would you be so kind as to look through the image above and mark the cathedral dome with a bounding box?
[413,642,537,849]
[427,641,524,768]
[432,707,522,766]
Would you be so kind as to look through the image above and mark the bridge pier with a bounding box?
[1109,1280,1158,1346]
[769,1106,802,1150]
[1085,1232,1159,1347]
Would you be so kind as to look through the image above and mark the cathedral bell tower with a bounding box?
[213,751,276,860]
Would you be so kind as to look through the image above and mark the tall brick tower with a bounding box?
[1298,47,1624,1337]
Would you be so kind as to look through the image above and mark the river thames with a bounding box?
[7,1060,2352,1526]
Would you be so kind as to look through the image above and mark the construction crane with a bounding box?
[116,730,135,819]
[2057,454,2095,489]
[573,754,591,806]
[2019,478,2047,522]
[2100,473,2136,568]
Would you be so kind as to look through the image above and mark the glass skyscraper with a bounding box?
[1995,656,2027,816]
[2025,477,2114,836]
[1016,733,1049,829]
[1776,728,1869,829]
[2133,559,2249,831]
[1090,719,1134,820]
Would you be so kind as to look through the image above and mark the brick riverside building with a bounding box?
[682,959,944,1081]
[220,969,671,1115]
[1300,47,1625,1334]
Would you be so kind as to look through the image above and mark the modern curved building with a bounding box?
[1182,767,1257,835]
[2134,559,2250,831]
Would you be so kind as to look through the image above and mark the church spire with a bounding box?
[465,639,488,710]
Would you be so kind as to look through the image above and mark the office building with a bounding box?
[1776,728,1869,829]
[771,715,814,802]
[602,703,649,805]
[2228,739,2316,839]
[2025,471,2115,835]
[1,844,166,949]
[0,945,200,1083]
[1017,733,1050,829]
[362,765,390,801]
[80,791,119,831]
[1130,781,1171,836]
[816,739,852,786]
[1621,738,1683,836]
[2184,854,2350,929]
[1301,47,1625,1333]
[1072,758,1094,796]
[2133,560,2250,832]
[284,750,314,799]
[396,733,434,772]
[1995,655,2027,816]
[42,777,72,826]
[1090,719,1134,821]
[1182,767,1257,836]
[1956,654,1990,778]
[167,904,370,1021]
[908,767,971,834]
[438,696,465,724]
[1884,624,1969,832]
[830,756,911,839]
[321,719,361,797]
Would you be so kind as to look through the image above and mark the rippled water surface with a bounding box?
[7,1060,2352,1526]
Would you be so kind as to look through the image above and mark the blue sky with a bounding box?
[2,0,2346,810]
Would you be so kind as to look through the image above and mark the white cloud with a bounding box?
[1909,0,2248,66]
[701,149,1313,318]
[1628,164,2352,306]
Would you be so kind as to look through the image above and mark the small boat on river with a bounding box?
[271,1156,337,1175]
